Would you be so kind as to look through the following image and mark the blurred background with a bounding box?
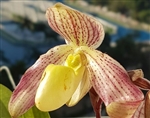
[0,0,150,117]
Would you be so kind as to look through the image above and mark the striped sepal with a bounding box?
[46,3,104,49]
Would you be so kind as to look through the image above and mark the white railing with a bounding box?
[0,66,16,89]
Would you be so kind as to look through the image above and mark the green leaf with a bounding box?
[0,84,12,118]
[20,106,50,118]
[0,84,50,118]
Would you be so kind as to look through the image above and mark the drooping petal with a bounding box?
[89,87,103,118]
[128,69,150,90]
[66,68,91,106]
[80,46,144,117]
[81,46,143,105]
[8,45,73,118]
[46,3,104,49]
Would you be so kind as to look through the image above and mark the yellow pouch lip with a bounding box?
[35,52,87,111]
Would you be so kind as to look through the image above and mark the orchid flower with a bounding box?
[9,3,145,118]
[89,69,150,118]
[128,69,150,118]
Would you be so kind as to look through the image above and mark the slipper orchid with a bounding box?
[128,69,150,118]
[8,3,145,118]
[89,69,150,118]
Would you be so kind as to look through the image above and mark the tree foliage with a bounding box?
[86,0,150,23]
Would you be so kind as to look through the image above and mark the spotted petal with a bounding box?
[46,3,104,49]
[81,46,144,117]
[8,45,73,118]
